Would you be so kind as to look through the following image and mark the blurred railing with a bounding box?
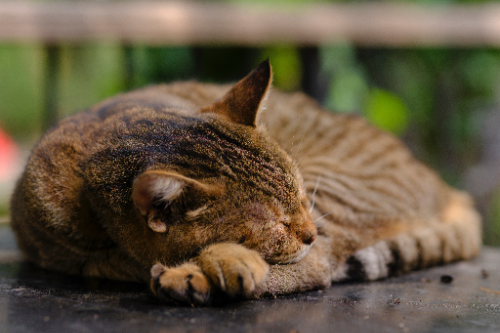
[2,1,500,46]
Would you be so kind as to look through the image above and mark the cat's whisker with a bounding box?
[292,127,307,161]
[314,212,331,224]
[309,175,321,214]
[289,127,296,156]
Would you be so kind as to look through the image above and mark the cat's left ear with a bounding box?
[132,170,216,233]
[200,59,272,127]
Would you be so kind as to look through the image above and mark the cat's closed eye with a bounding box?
[281,217,291,229]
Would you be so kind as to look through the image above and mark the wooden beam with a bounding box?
[1,1,500,46]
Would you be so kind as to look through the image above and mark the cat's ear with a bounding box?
[200,59,272,127]
[132,170,211,233]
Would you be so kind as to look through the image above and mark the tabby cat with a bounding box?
[10,60,481,305]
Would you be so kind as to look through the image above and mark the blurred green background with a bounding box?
[2,0,500,245]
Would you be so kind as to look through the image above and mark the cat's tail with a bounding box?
[333,190,482,282]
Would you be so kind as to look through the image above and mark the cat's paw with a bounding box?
[197,243,269,298]
[150,263,211,306]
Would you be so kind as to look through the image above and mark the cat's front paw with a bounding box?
[197,243,269,298]
[150,263,211,306]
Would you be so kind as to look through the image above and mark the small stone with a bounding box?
[43,316,50,322]
[440,275,454,284]
[481,269,489,279]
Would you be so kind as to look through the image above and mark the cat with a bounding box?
[10,60,481,305]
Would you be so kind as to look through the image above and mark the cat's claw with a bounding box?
[150,263,211,306]
[197,243,269,298]
[150,244,269,304]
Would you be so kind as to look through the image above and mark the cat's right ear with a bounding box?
[132,170,212,233]
[199,59,272,127]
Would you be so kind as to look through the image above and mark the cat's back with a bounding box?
[117,83,450,222]
[17,81,450,225]
[259,89,452,226]
[147,82,450,223]
[16,80,452,227]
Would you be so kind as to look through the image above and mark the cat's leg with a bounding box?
[338,194,482,282]
[150,263,212,305]
[151,243,269,305]
[152,231,351,303]
[252,234,337,297]
[196,243,269,298]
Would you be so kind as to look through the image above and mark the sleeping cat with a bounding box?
[10,60,481,305]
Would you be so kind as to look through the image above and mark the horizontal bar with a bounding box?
[1,2,500,46]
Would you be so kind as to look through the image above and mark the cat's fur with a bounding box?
[10,60,481,305]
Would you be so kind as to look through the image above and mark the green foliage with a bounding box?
[188,47,256,82]
[0,44,44,139]
[460,50,500,97]
[57,44,126,117]
[322,44,369,113]
[0,205,8,218]
[364,88,410,136]
[125,47,194,88]
[261,45,301,91]
[486,189,500,246]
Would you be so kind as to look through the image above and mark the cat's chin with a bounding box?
[266,244,312,265]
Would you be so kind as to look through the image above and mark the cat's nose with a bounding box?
[299,228,316,245]
[297,207,317,245]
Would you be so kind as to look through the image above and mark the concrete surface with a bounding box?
[1,224,499,333]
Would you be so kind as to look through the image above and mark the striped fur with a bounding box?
[165,82,481,276]
[335,191,481,282]
[10,62,482,304]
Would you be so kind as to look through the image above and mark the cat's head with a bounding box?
[132,60,317,265]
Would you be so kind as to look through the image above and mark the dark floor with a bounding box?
[1,224,499,333]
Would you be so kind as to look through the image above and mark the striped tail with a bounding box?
[334,190,482,282]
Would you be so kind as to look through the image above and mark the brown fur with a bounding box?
[10,60,481,305]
